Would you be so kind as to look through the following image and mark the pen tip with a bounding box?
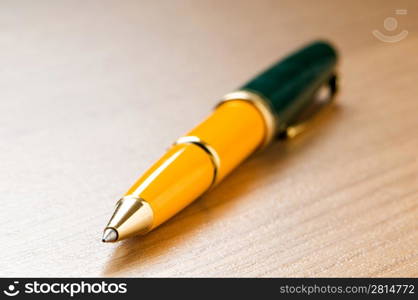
[102,228,118,243]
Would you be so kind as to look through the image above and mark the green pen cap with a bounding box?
[241,40,338,135]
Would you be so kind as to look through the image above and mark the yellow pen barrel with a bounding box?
[125,100,266,229]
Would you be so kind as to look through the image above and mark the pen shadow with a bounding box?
[101,105,341,276]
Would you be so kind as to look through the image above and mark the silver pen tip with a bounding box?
[102,228,118,243]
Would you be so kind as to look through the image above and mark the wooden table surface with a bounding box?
[1,0,417,277]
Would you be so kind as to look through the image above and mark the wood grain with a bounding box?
[0,0,417,277]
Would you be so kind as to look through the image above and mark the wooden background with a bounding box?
[1,0,417,277]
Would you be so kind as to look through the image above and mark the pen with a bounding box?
[102,41,338,243]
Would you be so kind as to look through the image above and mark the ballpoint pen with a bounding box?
[102,41,338,243]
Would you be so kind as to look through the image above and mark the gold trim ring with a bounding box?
[218,90,277,149]
[175,136,221,187]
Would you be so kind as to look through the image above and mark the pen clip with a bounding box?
[281,73,338,139]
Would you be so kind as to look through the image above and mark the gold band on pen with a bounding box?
[175,136,221,187]
[218,90,278,149]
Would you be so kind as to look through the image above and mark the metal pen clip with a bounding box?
[281,73,338,139]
